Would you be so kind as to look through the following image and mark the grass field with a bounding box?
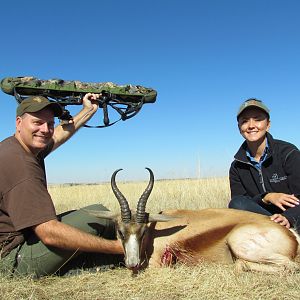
[1,177,300,300]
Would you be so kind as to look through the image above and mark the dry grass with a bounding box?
[49,177,231,214]
[1,177,300,300]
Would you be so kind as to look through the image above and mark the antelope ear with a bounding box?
[81,208,118,220]
[148,213,180,223]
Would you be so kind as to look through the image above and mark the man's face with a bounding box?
[238,107,270,144]
[16,108,55,155]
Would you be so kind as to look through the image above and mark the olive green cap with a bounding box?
[237,98,270,120]
[16,96,63,117]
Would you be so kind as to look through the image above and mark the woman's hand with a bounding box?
[263,193,299,211]
[270,214,291,228]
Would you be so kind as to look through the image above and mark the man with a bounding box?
[0,94,124,277]
[229,98,300,231]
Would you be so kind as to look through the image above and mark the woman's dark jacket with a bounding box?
[229,132,300,224]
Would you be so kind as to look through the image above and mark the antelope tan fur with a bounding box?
[85,168,300,273]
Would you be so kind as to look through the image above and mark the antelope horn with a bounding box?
[136,167,154,223]
[111,169,131,223]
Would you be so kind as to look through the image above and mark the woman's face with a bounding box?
[238,107,270,144]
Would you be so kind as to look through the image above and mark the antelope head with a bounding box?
[84,168,175,270]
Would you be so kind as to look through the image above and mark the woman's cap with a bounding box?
[237,98,270,120]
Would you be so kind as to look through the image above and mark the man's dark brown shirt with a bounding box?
[0,136,56,257]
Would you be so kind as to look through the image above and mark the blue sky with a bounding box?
[1,0,299,183]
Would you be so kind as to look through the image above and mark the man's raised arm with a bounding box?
[51,93,100,151]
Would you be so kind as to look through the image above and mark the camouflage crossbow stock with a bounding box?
[0,76,157,128]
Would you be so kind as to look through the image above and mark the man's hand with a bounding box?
[270,214,291,229]
[263,193,299,211]
[82,93,101,113]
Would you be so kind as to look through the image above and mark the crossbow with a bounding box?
[0,77,157,128]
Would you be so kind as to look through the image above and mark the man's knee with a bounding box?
[58,204,116,239]
[82,204,109,212]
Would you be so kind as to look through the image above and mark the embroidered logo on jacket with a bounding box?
[269,173,287,183]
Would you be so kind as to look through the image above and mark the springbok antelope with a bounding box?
[85,168,300,273]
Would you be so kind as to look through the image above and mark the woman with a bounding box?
[229,98,300,231]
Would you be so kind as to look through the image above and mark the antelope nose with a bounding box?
[128,264,139,270]
[126,260,139,269]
